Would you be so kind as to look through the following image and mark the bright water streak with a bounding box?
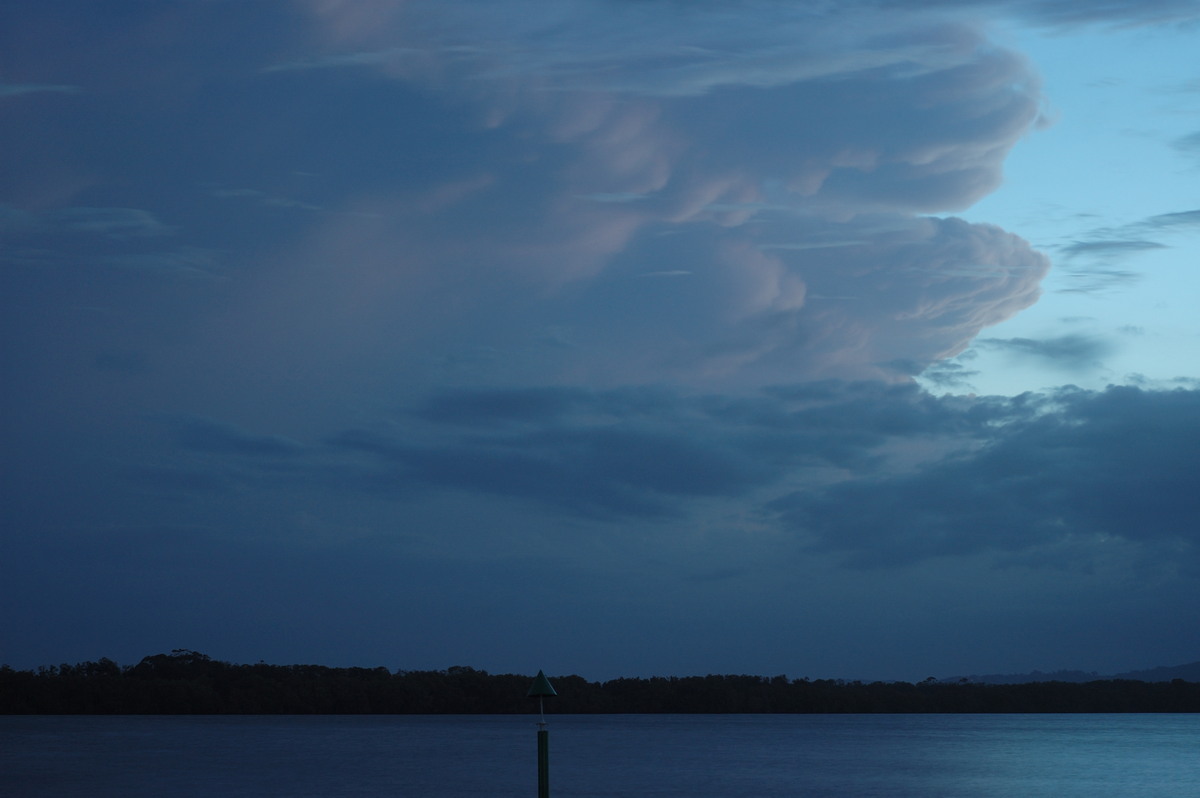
[3,714,1200,797]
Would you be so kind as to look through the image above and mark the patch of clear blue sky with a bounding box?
[925,22,1200,397]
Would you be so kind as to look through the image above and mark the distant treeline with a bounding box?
[5,650,1200,714]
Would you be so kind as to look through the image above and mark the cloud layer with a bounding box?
[3,0,1199,679]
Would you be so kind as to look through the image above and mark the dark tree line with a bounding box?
[4,650,1200,714]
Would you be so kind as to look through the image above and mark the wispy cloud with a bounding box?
[637,270,692,278]
[1174,131,1200,157]
[48,207,175,238]
[918,360,981,391]
[1074,207,1200,240]
[263,47,420,73]
[1,205,175,238]
[1142,208,1200,231]
[1049,207,1199,293]
[579,193,652,204]
[0,82,80,98]
[1013,0,1200,27]
[168,415,306,457]
[99,249,225,279]
[1059,239,1167,258]
[207,186,322,212]
[976,333,1114,369]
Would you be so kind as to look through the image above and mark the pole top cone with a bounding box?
[527,670,557,697]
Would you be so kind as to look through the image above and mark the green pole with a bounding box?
[527,671,557,798]
[537,723,549,798]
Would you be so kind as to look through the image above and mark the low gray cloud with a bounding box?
[774,385,1200,568]
[109,383,947,527]
[137,383,1200,579]
[10,371,1200,674]
[311,381,1008,521]
[330,421,768,519]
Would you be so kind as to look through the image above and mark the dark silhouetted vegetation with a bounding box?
[4,650,1200,714]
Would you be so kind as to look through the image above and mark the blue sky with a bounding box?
[2,0,1199,682]
[947,21,1200,396]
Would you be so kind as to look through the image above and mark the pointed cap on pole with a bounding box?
[527,670,557,697]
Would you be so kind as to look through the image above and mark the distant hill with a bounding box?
[951,661,1200,684]
[1114,662,1200,682]
[7,651,1200,713]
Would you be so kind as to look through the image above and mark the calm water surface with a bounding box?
[3,713,1199,797]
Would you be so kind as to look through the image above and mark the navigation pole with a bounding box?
[527,670,557,798]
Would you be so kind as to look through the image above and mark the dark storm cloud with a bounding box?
[321,381,1003,518]
[8,0,1199,679]
[1,0,1053,390]
[774,386,1200,568]
[330,420,768,519]
[153,380,1200,582]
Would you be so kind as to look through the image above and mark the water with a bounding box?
[3,713,1200,797]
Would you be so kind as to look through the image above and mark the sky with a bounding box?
[3,0,1199,683]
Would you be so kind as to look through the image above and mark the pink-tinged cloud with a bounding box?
[257,0,1049,390]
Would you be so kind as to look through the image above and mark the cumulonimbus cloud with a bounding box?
[248,0,1052,387]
